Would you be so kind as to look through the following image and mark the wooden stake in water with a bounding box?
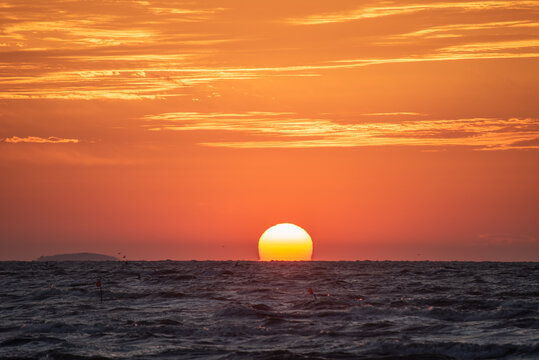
[96,279,102,303]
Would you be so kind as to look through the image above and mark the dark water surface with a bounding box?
[0,261,537,359]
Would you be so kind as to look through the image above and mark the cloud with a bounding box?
[332,36,539,66]
[0,0,537,100]
[144,112,539,150]
[2,39,537,100]
[389,20,539,40]
[3,136,79,144]
[0,1,232,99]
[1,19,154,47]
[509,137,539,147]
[439,39,539,53]
[287,1,539,25]
[361,112,427,116]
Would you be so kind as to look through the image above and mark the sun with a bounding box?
[258,223,313,261]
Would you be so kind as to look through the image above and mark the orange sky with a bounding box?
[0,0,538,260]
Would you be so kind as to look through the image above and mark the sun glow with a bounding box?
[258,223,313,261]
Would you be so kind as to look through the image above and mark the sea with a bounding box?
[0,261,537,359]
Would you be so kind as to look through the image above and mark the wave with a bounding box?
[1,261,537,359]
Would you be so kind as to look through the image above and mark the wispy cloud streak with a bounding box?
[3,136,79,144]
[144,113,539,150]
[288,1,539,25]
[390,20,539,40]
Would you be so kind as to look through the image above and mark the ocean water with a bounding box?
[0,261,537,359]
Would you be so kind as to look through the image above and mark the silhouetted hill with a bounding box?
[36,252,118,261]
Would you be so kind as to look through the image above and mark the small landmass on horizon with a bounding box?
[35,252,118,261]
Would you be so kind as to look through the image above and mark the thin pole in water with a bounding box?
[96,279,102,303]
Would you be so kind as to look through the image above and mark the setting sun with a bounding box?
[258,223,313,261]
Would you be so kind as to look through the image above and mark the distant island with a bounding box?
[35,252,118,261]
